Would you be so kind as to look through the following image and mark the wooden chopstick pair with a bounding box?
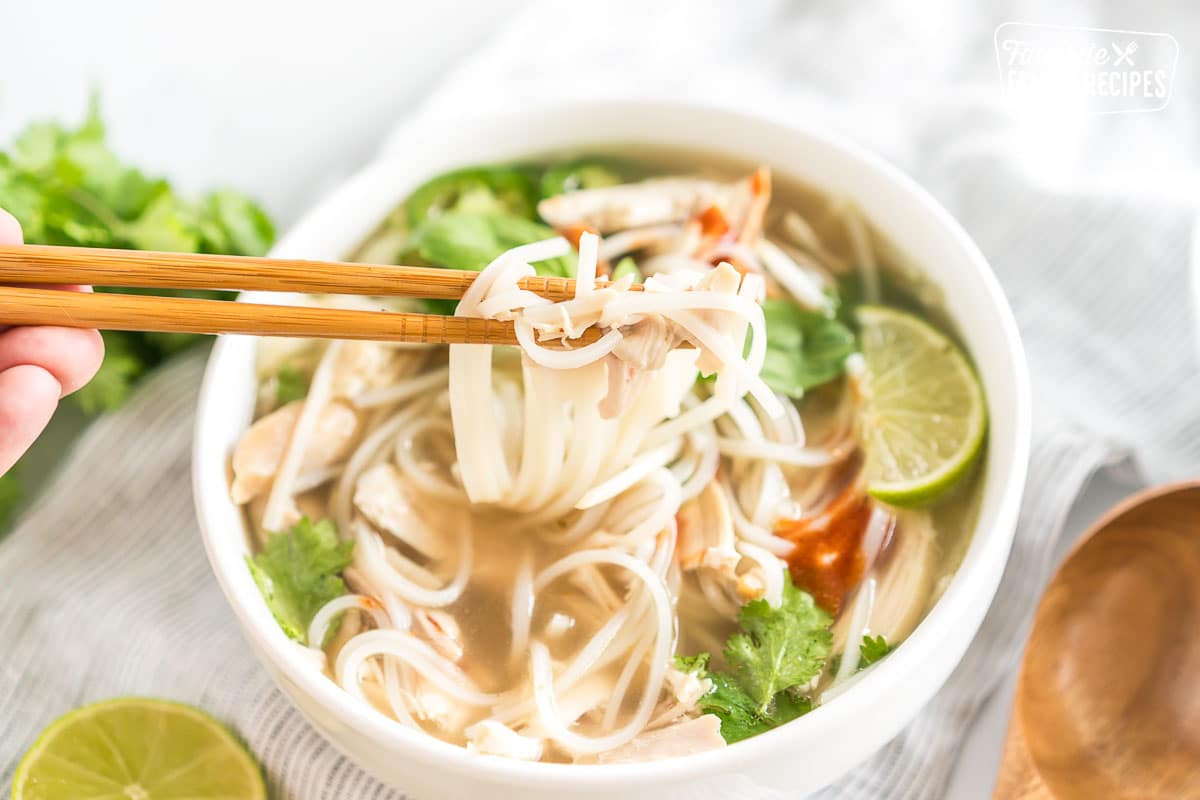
[0,244,628,347]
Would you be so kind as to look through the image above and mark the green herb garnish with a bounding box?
[858,634,892,668]
[678,573,833,743]
[246,517,354,645]
[274,365,309,406]
[612,256,642,284]
[760,297,857,397]
[405,166,537,226]
[538,159,626,199]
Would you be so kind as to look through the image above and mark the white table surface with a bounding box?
[0,4,1154,796]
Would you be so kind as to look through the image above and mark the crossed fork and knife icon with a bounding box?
[1111,40,1138,66]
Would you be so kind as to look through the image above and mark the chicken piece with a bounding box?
[538,178,739,234]
[353,463,448,559]
[689,263,746,375]
[465,720,544,761]
[613,316,684,372]
[832,510,936,651]
[735,570,768,602]
[664,664,713,709]
[597,314,689,419]
[413,609,464,663]
[230,400,359,504]
[675,482,739,574]
[598,355,641,420]
[332,341,415,399]
[597,715,726,764]
[735,167,771,244]
[598,224,688,262]
[408,679,473,734]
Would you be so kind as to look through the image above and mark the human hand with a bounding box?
[0,209,104,475]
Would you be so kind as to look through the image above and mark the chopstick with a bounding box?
[0,244,600,301]
[0,286,604,347]
[0,244,633,347]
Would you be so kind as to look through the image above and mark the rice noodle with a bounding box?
[308,594,389,651]
[830,577,877,687]
[839,201,880,304]
[510,548,535,662]
[336,629,502,707]
[715,437,842,467]
[261,340,344,531]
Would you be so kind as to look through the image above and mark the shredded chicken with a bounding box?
[664,664,713,709]
[333,340,412,398]
[466,720,544,761]
[597,714,726,764]
[676,482,739,573]
[538,178,740,233]
[409,680,472,733]
[231,400,359,504]
[354,463,448,559]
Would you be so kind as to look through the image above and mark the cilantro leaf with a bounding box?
[760,298,857,397]
[679,573,832,743]
[700,672,774,742]
[859,634,892,668]
[673,653,710,675]
[275,365,310,406]
[246,517,354,645]
[612,256,642,284]
[405,165,537,226]
[413,211,575,279]
[723,573,833,714]
[71,331,148,415]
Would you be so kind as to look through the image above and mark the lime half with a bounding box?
[856,306,986,507]
[12,698,265,800]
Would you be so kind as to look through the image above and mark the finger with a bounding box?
[0,325,105,396]
[0,364,60,475]
[0,208,23,245]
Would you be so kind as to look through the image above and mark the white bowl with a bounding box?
[193,102,1031,800]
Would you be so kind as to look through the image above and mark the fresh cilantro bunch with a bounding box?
[677,573,833,743]
[0,98,275,414]
[247,517,354,646]
[0,100,274,532]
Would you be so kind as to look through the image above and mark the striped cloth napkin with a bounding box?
[2,1,1197,798]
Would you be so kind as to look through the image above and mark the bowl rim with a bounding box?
[193,99,1031,789]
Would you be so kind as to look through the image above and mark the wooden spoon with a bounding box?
[994,481,1200,800]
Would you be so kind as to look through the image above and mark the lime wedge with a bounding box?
[12,698,265,800]
[856,306,986,507]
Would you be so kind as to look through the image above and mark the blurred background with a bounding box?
[1,1,1195,796]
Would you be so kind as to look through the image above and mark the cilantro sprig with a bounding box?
[677,573,833,743]
[760,297,857,398]
[0,98,275,415]
[247,517,354,646]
